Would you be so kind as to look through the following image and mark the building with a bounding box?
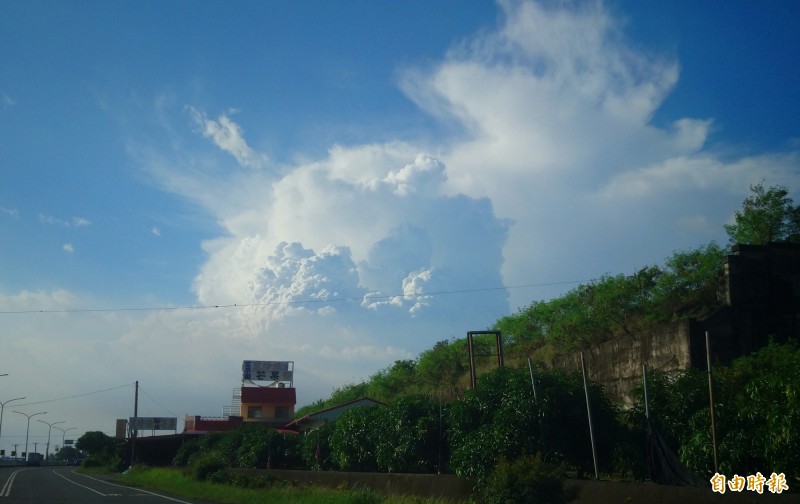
[285,397,383,432]
[240,385,296,426]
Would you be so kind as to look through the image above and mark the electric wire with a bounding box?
[0,280,584,315]
[12,383,135,407]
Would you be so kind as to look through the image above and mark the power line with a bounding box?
[138,387,179,418]
[13,383,135,407]
[0,280,583,315]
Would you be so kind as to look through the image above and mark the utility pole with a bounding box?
[130,381,139,465]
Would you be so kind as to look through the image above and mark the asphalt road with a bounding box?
[0,466,211,504]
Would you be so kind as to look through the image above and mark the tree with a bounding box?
[329,405,385,471]
[375,395,441,473]
[75,431,115,456]
[724,182,800,245]
[447,367,620,483]
[650,243,726,321]
[416,340,468,398]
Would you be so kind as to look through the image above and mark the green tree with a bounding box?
[299,421,335,470]
[75,431,116,457]
[586,267,661,338]
[724,182,800,245]
[55,445,79,462]
[367,360,417,401]
[650,243,726,321]
[447,367,619,483]
[329,405,385,471]
[416,339,468,398]
[375,395,442,473]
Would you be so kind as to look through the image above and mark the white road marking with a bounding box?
[53,469,108,496]
[67,470,196,503]
[0,469,29,497]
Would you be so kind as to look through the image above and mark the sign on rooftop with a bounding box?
[242,360,293,383]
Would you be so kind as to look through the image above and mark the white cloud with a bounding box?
[1,93,15,108]
[38,214,92,227]
[396,0,799,306]
[152,226,161,236]
[188,107,268,169]
[136,0,800,380]
[1,205,18,218]
[63,243,74,253]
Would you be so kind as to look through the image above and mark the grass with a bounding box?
[118,466,460,504]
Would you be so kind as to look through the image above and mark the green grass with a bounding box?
[118,466,459,504]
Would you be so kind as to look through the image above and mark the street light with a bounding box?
[12,411,46,460]
[38,419,65,461]
[0,397,26,448]
[54,426,76,456]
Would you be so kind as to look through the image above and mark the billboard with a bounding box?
[116,418,128,439]
[128,417,178,431]
[242,360,293,382]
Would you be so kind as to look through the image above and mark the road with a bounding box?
[0,466,212,504]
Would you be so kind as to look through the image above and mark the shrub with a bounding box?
[189,451,226,481]
[346,488,384,504]
[172,438,200,466]
[480,453,565,504]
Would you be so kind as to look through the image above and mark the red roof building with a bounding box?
[240,386,297,426]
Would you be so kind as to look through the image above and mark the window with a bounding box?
[275,406,289,419]
[247,406,262,419]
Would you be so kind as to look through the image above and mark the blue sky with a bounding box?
[1,0,799,448]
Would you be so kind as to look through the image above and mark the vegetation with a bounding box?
[481,454,566,504]
[724,182,800,245]
[120,465,452,504]
[76,430,122,470]
[114,183,799,502]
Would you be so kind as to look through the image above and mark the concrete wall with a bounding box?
[547,243,800,407]
[232,468,473,501]
[548,320,694,406]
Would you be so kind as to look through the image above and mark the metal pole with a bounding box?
[705,332,719,474]
[467,333,477,388]
[580,352,599,480]
[13,411,46,460]
[643,364,652,482]
[0,397,26,446]
[38,420,64,461]
[55,426,75,452]
[131,381,139,465]
[642,365,650,422]
[496,331,504,368]
[527,358,538,403]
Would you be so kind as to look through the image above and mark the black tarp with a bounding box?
[647,421,701,486]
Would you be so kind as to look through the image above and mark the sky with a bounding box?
[1,0,799,451]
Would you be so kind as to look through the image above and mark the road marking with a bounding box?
[68,470,196,503]
[53,469,108,496]
[1,469,29,497]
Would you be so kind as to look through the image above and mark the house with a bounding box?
[285,397,383,432]
[240,385,297,426]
